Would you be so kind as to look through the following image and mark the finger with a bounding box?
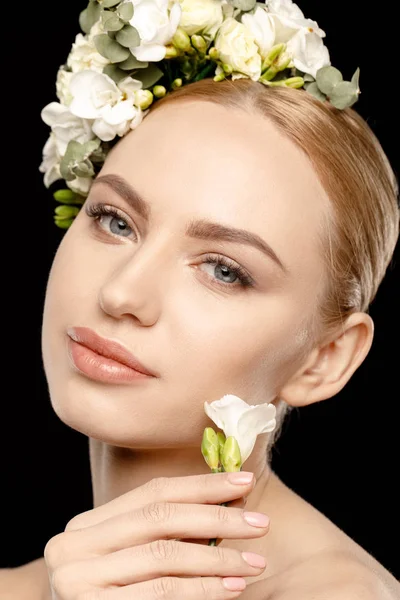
[61,540,266,588]
[95,575,247,599]
[65,471,256,531]
[51,502,269,563]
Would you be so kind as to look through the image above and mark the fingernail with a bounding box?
[222,577,247,591]
[241,552,266,568]
[227,471,254,485]
[243,512,270,527]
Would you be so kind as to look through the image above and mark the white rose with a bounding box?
[267,0,325,44]
[242,5,275,60]
[128,0,181,62]
[39,135,62,188]
[204,394,276,465]
[56,68,74,106]
[214,17,262,81]
[178,0,224,40]
[67,31,110,73]
[68,70,143,142]
[41,102,95,155]
[286,29,330,78]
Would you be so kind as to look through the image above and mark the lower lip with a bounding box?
[67,338,153,384]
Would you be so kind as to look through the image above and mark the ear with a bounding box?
[278,312,374,407]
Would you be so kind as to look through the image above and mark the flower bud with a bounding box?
[221,436,242,472]
[165,44,180,59]
[135,89,154,110]
[208,47,220,61]
[201,427,220,471]
[53,189,77,204]
[172,27,192,52]
[171,78,183,90]
[191,34,207,55]
[284,76,304,88]
[222,63,233,75]
[152,85,167,98]
[54,217,74,229]
[262,43,286,71]
[213,72,226,82]
[55,205,80,218]
[217,431,226,458]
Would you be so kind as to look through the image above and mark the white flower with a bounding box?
[68,70,143,142]
[67,28,110,73]
[128,0,182,62]
[56,68,74,106]
[39,135,62,188]
[204,394,276,465]
[214,17,262,82]
[39,134,93,195]
[287,30,330,78]
[41,102,95,155]
[178,0,224,40]
[241,5,275,60]
[267,0,325,44]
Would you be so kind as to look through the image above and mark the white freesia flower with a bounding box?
[214,17,262,82]
[41,102,95,155]
[39,134,93,195]
[241,5,275,60]
[128,0,181,62]
[178,0,224,40]
[68,70,143,142]
[287,29,330,78]
[267,0,325,44]
[56,68,74,106]
[204,394,276,465]
[67,25,110,73]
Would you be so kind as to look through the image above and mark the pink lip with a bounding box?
[66,326,157,383]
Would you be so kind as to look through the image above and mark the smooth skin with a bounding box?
[3,101,398,599]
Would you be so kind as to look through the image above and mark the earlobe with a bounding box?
[278,313,374,407]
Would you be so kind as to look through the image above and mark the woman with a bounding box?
[3,0,399,598]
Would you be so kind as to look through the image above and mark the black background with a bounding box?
[2,0,399,581]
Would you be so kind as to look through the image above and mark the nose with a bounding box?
[98,240,171,323]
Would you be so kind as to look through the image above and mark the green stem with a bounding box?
[207,465,241,546]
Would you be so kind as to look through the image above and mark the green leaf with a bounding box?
[103,63,128,83]
[316,66,343,95]
[351,67,360,90]
[305,81,326,102]
[229,0,257,11]
[117,1,134,22]
[79,1,101,34]
[303,73,314,83]
[118,53,147,70]
[101,10,124,32]
[329,81,359,109]
[132,64,164,89]
[116,24,140,48]
[94,33,130,63]
[101,0,120,7]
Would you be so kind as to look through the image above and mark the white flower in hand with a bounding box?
[204,394,276,465]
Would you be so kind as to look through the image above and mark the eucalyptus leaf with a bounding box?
[116,24,140,48]
[229,0,257,11]
[73,161,95,178]
[79,1,101,34]
[117,1,134,22]
[118,53,147,70]
[132,64,164,88]
[329,81,359,109]
[351,67,360,90]
[103,63,127,83]
[305,81,326,102]
[316,66,342,95]
[101,10,124,32]
[102,0,121,7]
[303,73,314,82]
[94,33,130,63]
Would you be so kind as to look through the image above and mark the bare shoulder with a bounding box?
[249,549,400,600]
[0,557,50,600]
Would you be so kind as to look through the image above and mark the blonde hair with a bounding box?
[149,78,399,452]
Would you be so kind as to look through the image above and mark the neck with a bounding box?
[89,437,273,511]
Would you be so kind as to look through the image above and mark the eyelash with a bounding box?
[85,202,255,289]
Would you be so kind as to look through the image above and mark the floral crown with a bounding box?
[40,0,360,229]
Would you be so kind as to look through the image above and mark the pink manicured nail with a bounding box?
[227,471,254,485]
[241,551,266,568]
[222,577,247,591]
[243,511,270,527]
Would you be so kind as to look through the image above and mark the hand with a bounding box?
[44,471,270,599]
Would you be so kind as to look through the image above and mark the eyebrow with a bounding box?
[92,174,288,274]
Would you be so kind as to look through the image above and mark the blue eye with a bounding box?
[85,203,134,238]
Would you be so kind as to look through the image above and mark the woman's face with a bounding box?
[42,100,330,447]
